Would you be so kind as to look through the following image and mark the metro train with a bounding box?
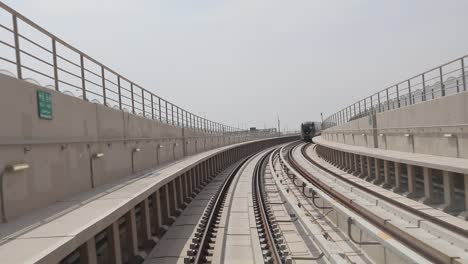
[300,121,321,142]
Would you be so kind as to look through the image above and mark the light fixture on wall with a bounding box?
[131,148,141,173]
[93,153,104,159]
[6,163,30,172]
[443,133,453,138]
[90,153,104,189]
[2,162,30,222]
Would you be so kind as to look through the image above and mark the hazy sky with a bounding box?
[2,0,468,131]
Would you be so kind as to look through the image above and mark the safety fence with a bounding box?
[322,54,468,130]
[0,2,241,134]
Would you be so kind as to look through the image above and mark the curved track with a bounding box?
[285,141,467,264]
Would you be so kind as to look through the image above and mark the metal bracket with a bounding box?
[305,189,332,210]
[301,182,314,199]
[292,252,325,261]
[347,218,380,245]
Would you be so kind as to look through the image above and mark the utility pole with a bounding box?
[320,112,324,130]
[277,115,281,137]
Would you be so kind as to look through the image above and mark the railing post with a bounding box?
[181,109,184,127]
[117,76,122,110]
[377,92,381,112]
[364,98,367,111]
[439,66,445,97]
[165,101,168,124]
[462,58,466,92]
[188,113,191,128]
[101,66,106,106]
[131,83,135,114]
[80,54,86,101]
[171,104,174,125]
[142,89,145,116]
[407,80,412,105]
[345,107,349,122]
[386,88,390,110]
[396,84,400,108]
[151,94,154,119]
[422,74,426,101]
[176,107,179,126]
[51,38,59,90]
[158,97,162,121]
[12,15,22,79]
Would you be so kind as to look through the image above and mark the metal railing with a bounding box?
[322,54,468,130]
[0,2,240,134]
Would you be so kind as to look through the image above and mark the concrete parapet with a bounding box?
[0,74,277,220]
[314,135,468,219]
[0,135,297,264]
[322,91,468,158]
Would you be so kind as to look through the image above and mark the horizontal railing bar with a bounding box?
[0,23,14,33]
[18,33,53,54]
[21,64,54,80]
[0,39,15,49]
[84,78,103,88]
[20,49,54,68]
[83,67,102,79]
[58,79,83,90]
[0,2,240,132]
[0,56,16,66]
[56,54,81,69]
[57,66,82,80]
[103,78,118,87]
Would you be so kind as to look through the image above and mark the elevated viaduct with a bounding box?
[1,2,467,264]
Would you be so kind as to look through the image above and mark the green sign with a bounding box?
[37,90,53,120]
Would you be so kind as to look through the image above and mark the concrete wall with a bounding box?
[322,91,468,158]
[0,74,274,220]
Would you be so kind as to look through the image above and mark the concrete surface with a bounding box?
[0,73,276,221]
[322,91,468,158]
[0,136,296,264]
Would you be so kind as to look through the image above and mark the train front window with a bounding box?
[303,124,313,133]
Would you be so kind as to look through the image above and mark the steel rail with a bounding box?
[190,155,253,264]
[286,142,456,264]
[253,150,282,264]
[303,143,468,238]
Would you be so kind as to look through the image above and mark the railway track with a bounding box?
[303,143,468,238]
[184,149,288,264]
[271,148,371,263]
[283,141,468,264]
[145,140,467,264]
[184,155,253,263]
[252,150,284,264]
[182,147,324,264]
